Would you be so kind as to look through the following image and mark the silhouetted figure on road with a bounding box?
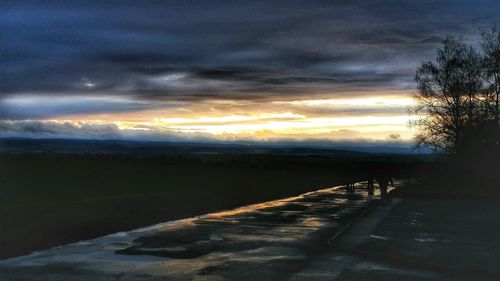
[377,176,389,199]
[345,182,355,194]
[367,178,374,196]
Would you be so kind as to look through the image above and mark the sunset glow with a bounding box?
[2,0,493,148]
[3,92,417,142]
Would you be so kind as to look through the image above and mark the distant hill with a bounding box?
[0,138,429,155]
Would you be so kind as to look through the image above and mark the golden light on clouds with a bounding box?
[1,91,418,142]
[156,115,415,135]
[155,112,305,125]
[36,94,416,142]
[275,96,415,107]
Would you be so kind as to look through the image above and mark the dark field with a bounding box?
[0,139,427,259]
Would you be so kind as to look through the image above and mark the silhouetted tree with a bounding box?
[480,27,500,144]
[412,29,500,156]
[413,37,473,153]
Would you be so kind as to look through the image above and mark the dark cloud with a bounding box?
[388,133,401,140]
[0,120,210,141]
[1,0,499,117]
[0,120,122,140]
[0,95,166,120]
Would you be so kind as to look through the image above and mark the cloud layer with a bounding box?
[2,1,498,101]
[1,1,498,143]
[0,119,414,150]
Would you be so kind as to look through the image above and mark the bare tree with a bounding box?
[480,27,500,144]
[412,37,471,153]
[412,28,500,155]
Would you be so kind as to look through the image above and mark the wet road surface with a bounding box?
[0,182,384,280]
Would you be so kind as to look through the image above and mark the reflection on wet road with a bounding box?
[0,182,391,280]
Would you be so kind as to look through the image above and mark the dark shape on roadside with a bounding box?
[367,178,375,196]
[376,176,390,199]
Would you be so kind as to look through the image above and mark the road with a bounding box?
[0,182,379,280]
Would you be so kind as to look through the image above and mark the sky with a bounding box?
[1,0,499,146]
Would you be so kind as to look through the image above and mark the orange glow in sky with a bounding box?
[12,91,418,142]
